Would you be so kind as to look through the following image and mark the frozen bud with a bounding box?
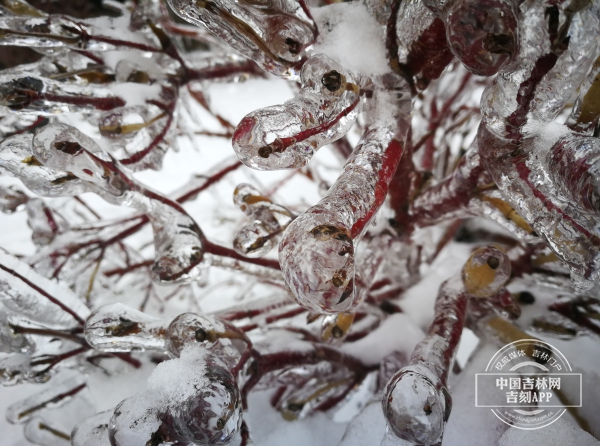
[166,313,226,356]
[233,54,363,170]
[84,303,169,352]
[232,183,293,257]
[108,397,162,446]
[32,123,127,197]
[167,0,316,77]
[99,107,151,140]
[382,365,450,445]
[233,220,276,257]
[165,313,248,367]
[461,245,510,298]
[0,309,34,354]
[0,134,87,197]
[165,362,242,444]
[321,312,355,343]
[233,183,293,229]
[444,0,518,76]
[98,103,173,171]
[0,185,28,213]
[281,219,355,313]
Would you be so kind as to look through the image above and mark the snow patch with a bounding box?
[311,2,389,76]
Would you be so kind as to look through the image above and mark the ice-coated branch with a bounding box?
[233,54,366,170]
[279,74,411,313]
[383,245,511,445]
[0,249,90,328]
[0,123,209,284]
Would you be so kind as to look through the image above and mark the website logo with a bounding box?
[475,339,582,429]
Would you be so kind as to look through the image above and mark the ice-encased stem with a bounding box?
[383,245,511,445]
[279,76,411,314]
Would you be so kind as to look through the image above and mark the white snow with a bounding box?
[310,2,389,76]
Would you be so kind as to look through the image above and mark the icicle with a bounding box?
[26,198,63,247]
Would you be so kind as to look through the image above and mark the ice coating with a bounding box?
[383,246,511,444]
[233,54,364,170]
[0,249,89,328]
[0,75,125,115]
[165,312,249,368]
[84,303,170,352]
[474,2,600,283]
[279,78,411,313]
[0,185,27,213]
[0,134,87,197]
[232,183,293,257]
[393,0,454,90]
[443,0,519,76]
[71,410,112,446]
[2,123,209,284]
[567,55,600,133]
[0,6,159,52]
[109,346,242,446]
[481,1,599,140]
[321,312,355,343]
[167,0,316,78]
[544,132,600,214]
[6,372,86,424]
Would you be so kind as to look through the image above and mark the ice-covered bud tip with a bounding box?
[321,312,355,343]
[445,0,518,76]
[280,215,355,314]
[232,183,293,257]
[461,244,510,298]
[84,303,168,352]
[0,134,87,197]
[32,123,128,196]
[383,365,450,445]
[166,313,225,356]
[167,0,316,77]
[232,54,362,170]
